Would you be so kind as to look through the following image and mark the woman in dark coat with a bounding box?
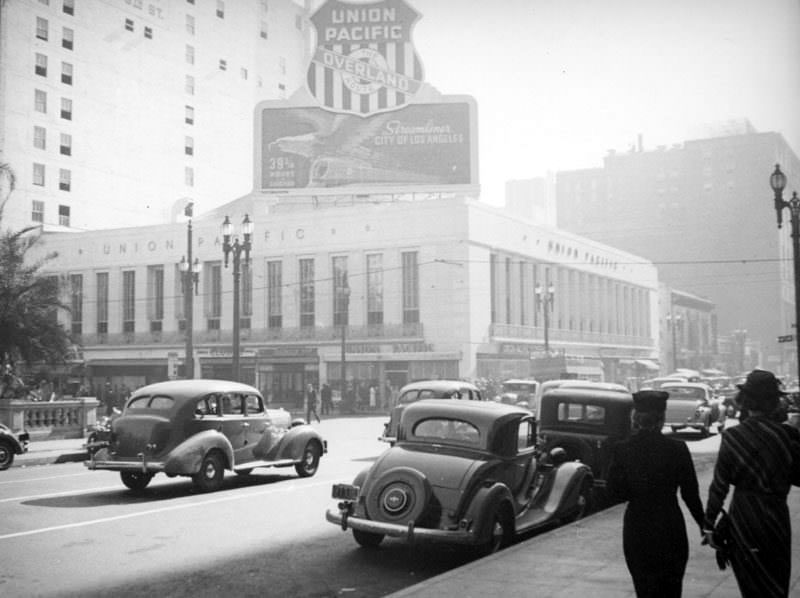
[704,369,800,598]
[608,390,705,597]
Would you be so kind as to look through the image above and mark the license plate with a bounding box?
[332,483,359,501]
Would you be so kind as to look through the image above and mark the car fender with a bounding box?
[259,424,323,462]
[163,429,234,475]
[463,482,515,541]
[0,430,24,454]
[543,461,593,514]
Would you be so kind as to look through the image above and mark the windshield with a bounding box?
[666,387,706,400]
[502,383,535,392]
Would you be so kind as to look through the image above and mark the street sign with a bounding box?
[778,335,794,343]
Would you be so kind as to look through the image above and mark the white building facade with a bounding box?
[0,0,308,231]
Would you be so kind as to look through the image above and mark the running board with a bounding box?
[233,459,297,471]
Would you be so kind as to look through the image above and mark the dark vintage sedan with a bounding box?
[328,399,593,555]
[380,379,485,445]
[537,386,634,499]
[0,423,29,470]
[86,379,326,492]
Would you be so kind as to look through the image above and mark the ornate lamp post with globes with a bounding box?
[535,281,555,354]
[221,214,253,382]
[178,202,201,379]
[769,164,800,379]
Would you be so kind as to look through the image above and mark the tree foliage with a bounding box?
[0,162,72,368]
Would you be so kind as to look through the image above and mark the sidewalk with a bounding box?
[389,451,800,598]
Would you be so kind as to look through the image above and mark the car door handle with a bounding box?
[241,422,250,428]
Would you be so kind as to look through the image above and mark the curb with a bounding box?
[14,451,88,468]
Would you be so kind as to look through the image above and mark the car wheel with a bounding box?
[294,441,321,478]
[563,479,593,523]
[0,440,14,470]
[120,471,153,492]
[366,467,431,526]
[476,504,513,557]
[353,529,384,548]
[192,451,225,492]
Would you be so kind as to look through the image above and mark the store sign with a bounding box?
[307,0,424,117]
[259,102,472,190]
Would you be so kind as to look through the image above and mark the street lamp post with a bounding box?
[221,214,253,382]
[339,281,351,413]
[535,282,555,353]
[178,204,201,379]
[666,312,682,372]
[770,164,800,380]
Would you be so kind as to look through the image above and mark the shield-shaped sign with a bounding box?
[306,0,425,117]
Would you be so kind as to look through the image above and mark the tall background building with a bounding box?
[555,121,800,375]
[0,0,309,231]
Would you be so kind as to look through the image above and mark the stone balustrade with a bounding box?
[0,397,100,440]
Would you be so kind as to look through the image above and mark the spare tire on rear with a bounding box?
[365,466,432,526]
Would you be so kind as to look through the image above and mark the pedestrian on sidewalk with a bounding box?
[320,383,333,415]
[305,383,321,423]
[703,369,800,598]
[607,389,705,598]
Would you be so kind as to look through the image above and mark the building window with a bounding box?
[185,105,194,124]
[402,251,419,324]
[35,53,48,77]
[332,256,348,326]
[96,272,109,334]
[33,163,45,186]
[32,200,45,223]
[125,18,134,32]
[185,136,194,155]
[33,126,46,150]
[70,274,82,335]
[63,0,74,16]
[147,266,164,323]
[58,203,70,225]
[122,270,136,333]
[60,133,72,155]
[35,89,47,113]
[185,75,195,94]
[61,97,72,120]
[36,17,49,41]
[260,22,268,39]
[61,62,73,85]
[299,258,315,328]
[144,26,152,39]
[185,166,194,186]
[59,169,71,191]
[216,1,225,18]
[205,262,222,329]
[267,260,282,329]
[219,59,227,71]
[186,15,195,35]
[62,27,73,50]
[367,254,383,325]
[185,44,194,64]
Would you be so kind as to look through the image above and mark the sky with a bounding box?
[387,0,800,204]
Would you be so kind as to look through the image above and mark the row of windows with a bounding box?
[32,200,70,226]
[33,126,72,155]
[32,163,71,193]
[37,0,74,15]
[35,53,74,84]
[63,252,420,335]
[34,89,73,119]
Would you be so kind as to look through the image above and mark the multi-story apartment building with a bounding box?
[0,0,308,232]
[556,122,800,375]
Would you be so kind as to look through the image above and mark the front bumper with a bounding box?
[17,432,30,453]
[325,506,479,546]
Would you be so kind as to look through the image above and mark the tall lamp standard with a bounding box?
[221,214,253,382]
[535,282,555,353]
[178,202,201,379]
[339,280,351,413]
[666,312,682,372]
[770,164,800,380]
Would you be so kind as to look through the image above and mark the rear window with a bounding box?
[413,417,480,445]
[555,402,606,425]
[127,395,174,410]
[667,387,705,400]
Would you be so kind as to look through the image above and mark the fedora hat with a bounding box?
[736,369,786,398]
[633,390,668,413]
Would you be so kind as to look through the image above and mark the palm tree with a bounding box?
[0,162,72,371]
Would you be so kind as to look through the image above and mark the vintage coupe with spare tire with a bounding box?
[85,380,326,492]
[327,399,593,554]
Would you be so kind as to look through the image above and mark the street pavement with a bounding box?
[10,436,800,597]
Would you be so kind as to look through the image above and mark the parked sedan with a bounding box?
[329,399,593,555]
[380,379,485,444]
[0,423,29,470]
[86,380,326,492]
[662,382,722,436]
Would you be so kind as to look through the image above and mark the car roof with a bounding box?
[502,379,538,384]
[543,387,634,404]
[557,380,629,392]
[402,398,529,423]
[132,379,261,401]
[399,379,479,393]
[661,382,711,390]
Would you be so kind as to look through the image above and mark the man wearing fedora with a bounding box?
[608,389,705,597]
[704,369,800,597]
